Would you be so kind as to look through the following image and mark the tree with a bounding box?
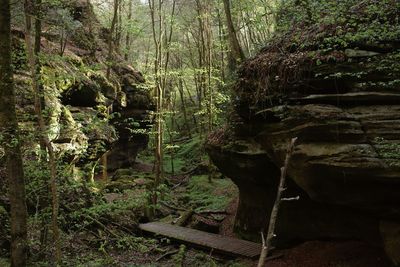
[222,0,245,71]
[0,0,28,266]
[24,0,61,263]
[125,0,133,61]
[149,0,164,191]
[257,138,297,267]
[106,0,120,79]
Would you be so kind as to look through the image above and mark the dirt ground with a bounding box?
[220,198,392,267]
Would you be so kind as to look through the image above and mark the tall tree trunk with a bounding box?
[217,7,226,83]
[33,0,50,253]
[178,76,191,138]
[33,0,46,160]
[204,0,213,183]
[116,0,123,53]
[0,1,28,266]
[222,0,245,71]
[149,0,164,210]
[106,0,119,79]
[124,0,133,61]
[24,0,61,263]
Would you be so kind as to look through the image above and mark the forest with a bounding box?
[0,0,400,266]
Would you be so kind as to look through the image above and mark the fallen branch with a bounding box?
[156,249,179,262]
[173,209,194,226]
[257,137,297,267]
[281,196,300,201]
[160,201,186,212]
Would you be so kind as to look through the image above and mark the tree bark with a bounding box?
[148,0,165,212]
[125,0,133,61]
[25,0,61,262]
[0,1,28,266]
[106,0,119,79]
[222,0,245,71]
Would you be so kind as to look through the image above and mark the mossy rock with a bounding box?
[90,72,119,100]
[104,179,137,192]
[133,178,152,187]
[112,169,135,180]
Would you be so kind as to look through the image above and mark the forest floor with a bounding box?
[0,135,392,267]
[17,134,251,267]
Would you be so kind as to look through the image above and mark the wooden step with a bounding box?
[139,222,262,258]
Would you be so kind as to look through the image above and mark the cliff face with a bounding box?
[207,1,400,264]
[11,0,152,180]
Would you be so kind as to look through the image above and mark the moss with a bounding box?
[70,27,98,52]
[0,258,9,267]
[163,156,185,174]
[11,36,27,70]
[112,168,135,179]
[235,0,400,109]
[276,0,400,50]
[185,175,236,212]
[175,134,204,167]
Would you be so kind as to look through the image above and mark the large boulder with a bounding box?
[106,64,152,171]
[207,0,400,264]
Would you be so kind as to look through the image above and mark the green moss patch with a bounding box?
[185,175,237,213]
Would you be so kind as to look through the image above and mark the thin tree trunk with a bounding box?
[257,138,297,267]
[101,152,108,182]
[33,0,46,160]
[124,0,133,61]
[178,77,191,138]
[33,0,50,253]
[116,0,123,53]
[161,0,176,92]
[106,0,119,79]
[0,1,28,266]
[149,0,164,210]
[204,0,214,183]
[24,0,61,263]
[217,7,226,83]
[222,0,245,71]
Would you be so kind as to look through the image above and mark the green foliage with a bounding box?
[11,38,27,70]
[68,189,146,231]
[161,134,205,174]
[186,252,219,267]
[172,244,186,267]
[185,175,236,212]
[0,258,10,267]
[115,236,157,253]
[275,0,400,50]
[374,137,400,166]
[174,135,203,166]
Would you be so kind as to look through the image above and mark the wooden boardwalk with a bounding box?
[139,222,262,258]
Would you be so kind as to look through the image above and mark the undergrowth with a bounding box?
[185,175,236,213]
[235,0,400,109]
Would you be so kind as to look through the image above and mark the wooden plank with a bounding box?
[139,222,262,258]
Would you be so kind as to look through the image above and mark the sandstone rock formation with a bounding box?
[207,2,400,264]
[11,0,152,180]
